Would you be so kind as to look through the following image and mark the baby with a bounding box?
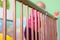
[24,1,46,40]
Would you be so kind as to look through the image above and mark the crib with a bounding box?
[1,0,58,40]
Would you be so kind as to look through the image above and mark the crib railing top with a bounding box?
[17,0,57,20]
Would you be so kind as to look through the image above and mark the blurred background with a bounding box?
[0,0,60,40]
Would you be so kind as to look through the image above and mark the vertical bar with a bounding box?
[42,14,45,40]
[31,9,34,40]
[13,0,16,40]
[51,19,54,40]
[46,16,49,40]
[3,0,7,40]
[35,10,37,40]
[26,6,29,40]
[20,2,23,40]
[38,12,41,40]
[54,20,57,40]
[51,18,55,40]
[52,18,54,40]
[52,19,57,40]
[56,20,58,40]
[49,17,53,40]
[40,13,42,40]
[49,17,52,40]
[44,15,46,40]
[41,13,44,40]
[48,17,51,40]
[53,20,55,40]
[43,14,46,40]
[50,18,54,40]
[44,15,48,40]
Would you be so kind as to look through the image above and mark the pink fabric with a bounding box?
[28,9,41,31]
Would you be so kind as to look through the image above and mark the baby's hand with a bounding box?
[54,11,60,17]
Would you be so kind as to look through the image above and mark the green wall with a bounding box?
[16,0,60,40]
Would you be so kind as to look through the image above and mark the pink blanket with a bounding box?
[28,9,41,31]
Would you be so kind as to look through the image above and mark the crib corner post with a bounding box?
[3,0,7,40]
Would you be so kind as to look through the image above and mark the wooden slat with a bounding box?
[38,12,41,40]
[44,15,48,40]
[3,0,7,40]
[52,19,55,40]
[13,0,16,40]
[48,17,51,40]
[20,2,23,40]
[35,10,37,40]
[50,18,55,40]
[49,17,51,40]
[46,16,49,40]
[46,16,50,40]
[40,13,44,40]
[40,13,42,40]
[52,19,57,40]
[43,14,47,40]
[26,6,29,40]
[51,18,54,40]
[54,20,57,40]
[31,8,34,40]
[44,15,47,40]
[42,14,45,40]
[49,17,52,40]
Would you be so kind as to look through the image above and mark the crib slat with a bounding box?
[38,12,41,40]
[41,14,45,40]
[52,19,57,40]
[47,16,52,40]
[49,17,51,40]
[3,0,7,40]
[13,0,16,40]
[47,17,50,40]
[20,2,23,40]
[50,19,54,40]
[53,20,55,40]
[46,16,49,40]
[47,16,50,40]
[44,15,48,40]
[35,10,37,40]
[46,16,48,40]
[44,15,47,40]
[54,20,57,40]
[51,18,54,40]
[50,18,54,40]
[43,14,47,40]
[26,6,29,40]
[40,13,42,40]
[31,8,34,40]
[40,13,44,40]
[49,17,52,40]
[42,14,45,40]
